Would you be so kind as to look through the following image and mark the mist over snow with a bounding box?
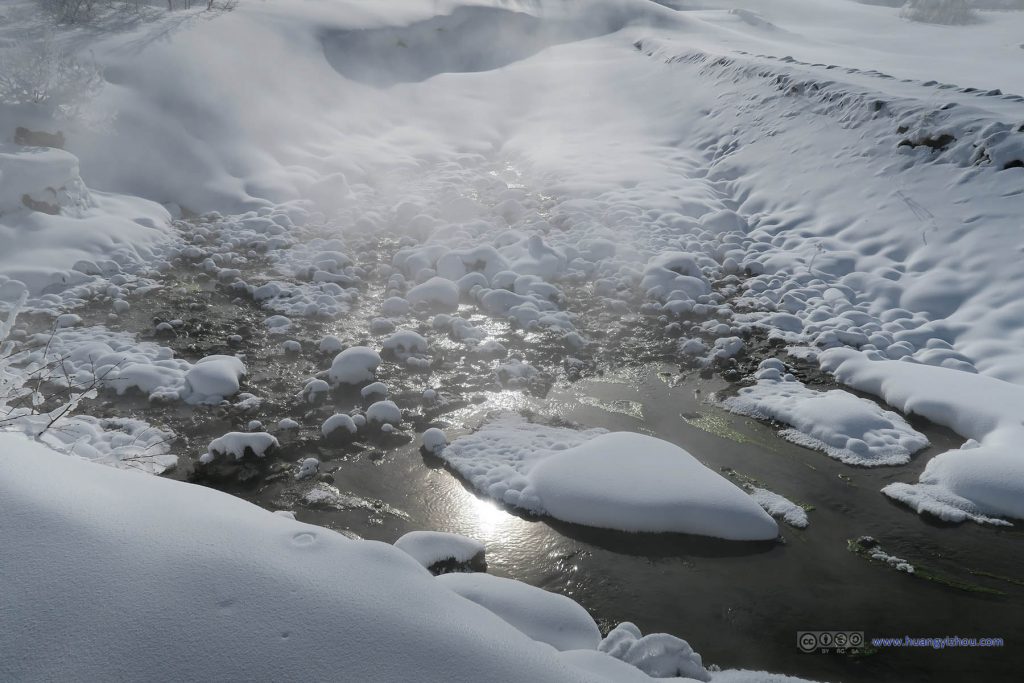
[2,0,1024,681]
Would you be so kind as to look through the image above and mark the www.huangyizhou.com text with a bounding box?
[871,636,1005,649]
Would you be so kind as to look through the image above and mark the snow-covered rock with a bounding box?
[296,457,319,480]
[421,427,448,454]
[641,252,711,302]
[322,413,358,438]
[328,346,381,386]
[300,378,331,403]
[360,381,389,400]
[383,329,429,362]
[366,400,402,427]
[394,530,484,569]
[201,431,279,464]
[184,355,246,402]
[318,335,344,354]
[406,276,460,311]
[439,415,779,540]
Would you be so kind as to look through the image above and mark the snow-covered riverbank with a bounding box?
[3,0,1024,680]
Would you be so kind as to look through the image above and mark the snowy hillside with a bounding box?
[2,0,1023,681]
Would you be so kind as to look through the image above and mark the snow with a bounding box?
[0,144,170,294]
[436,572,602,652]
[300,378,331,403]
[0,324,246,406]
[366,400,402,427]
[201,431,279,464]
[322,413,357,438]
[383,329,430,362]
[421,427,448,454]
[440,415,779,540]
[328,346,381,386]
[406,276,460,311]
[183,355,246,402]
[641,252,712,302]
[0,432,609,682]
[360,381,389,399]
[296,457,319,480]
[822,348,1024,524]
[318,335,343,354]
[599,621,709,681]
[15,413,175,474]
[393,530,484,568]
[723,359,929,466]
[749,488,809,529]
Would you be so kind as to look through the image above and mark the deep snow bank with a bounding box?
[55,0,675,214]
[0,431,594,682]
[821,349,1024,524]
[723,359,929,466]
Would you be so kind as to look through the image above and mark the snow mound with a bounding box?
[296,457,319,480]
[640,252,711,302]
[201,431,279,464]
[328,346,381,386]
[437,572,602,652]
[421,427,448,454]
[439,415,779,540]
[882,437,1024,525]
[383,329,430,362]
[599,621,709,681]
[749,488,809,529]
[18,414,175,475]
[322,413,357,438]
[0,145,169,294]
[406,276,459,311]
[823,348,1024,524]
[0,432,613,682]
[366,400,402,427]
[723,360,928,466]
[394,530,484,568]
[183,355,246,401]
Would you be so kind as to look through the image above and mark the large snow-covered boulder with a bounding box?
[201,431,279,463]
[438,415,779,540]
[328,346,381,386]
[406,276,459,311]
[394,530,484,570]
[184,355,246,401]
[0,145,89,216]
[382,330,429,361]
[599,622,710,681]
[822,349,1024,525]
